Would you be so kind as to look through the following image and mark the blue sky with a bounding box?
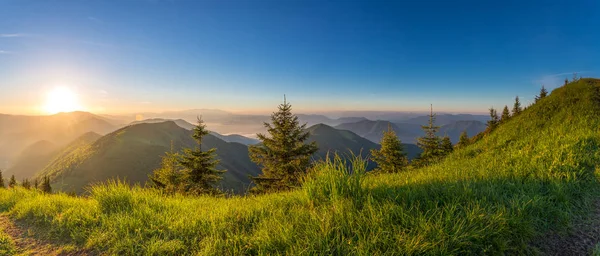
[0,0,598,115]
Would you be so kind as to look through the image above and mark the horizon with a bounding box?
[1,1,598,115]
[0,107,490,119]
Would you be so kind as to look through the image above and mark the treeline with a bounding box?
[0,170,52,193]
[471,78,565,143]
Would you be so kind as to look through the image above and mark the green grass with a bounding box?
[0,79,598,255]
[0,226,16,256]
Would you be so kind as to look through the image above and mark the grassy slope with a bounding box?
[0,79,598,254]
[35,132,102,189]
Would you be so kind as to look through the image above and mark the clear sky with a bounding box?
[0,0,598,115]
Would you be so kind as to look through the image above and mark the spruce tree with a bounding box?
[0,169,4,188]
[149,142,185,194]
[440,136,453,155]
[249,96,318,193]
[178,117,226,195]
[535,85,548,103]
[41,176,52,193]
[8,175,16,188]
[370,125,408,173]
[415,105,442,166]
[501,105,510,122]
[21,179,31,189]
[487,107,499,130]
[456,131,470,148]
[512,96,522,116]
[33,178,39,190]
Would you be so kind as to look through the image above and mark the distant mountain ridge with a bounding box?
[0,111,117,169]
[5,140,59,180]
[438,120,487,143]
[307,124,422,161]
[335,120,422,144]
[119,110,488,144]
[130,118,259,145]
[336,119,487,144]
[402,114,489,126]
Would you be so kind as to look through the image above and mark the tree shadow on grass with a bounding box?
[360,174,598,255]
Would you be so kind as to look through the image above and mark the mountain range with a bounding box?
[307,124,421,161]
[130,109,487,136]
[34,121,260,193]
[130,118,260,145]
[4,120,423,193]
[0,111,118,170]
[0,110,489,193]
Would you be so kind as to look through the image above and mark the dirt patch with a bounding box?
[534,200,600,255]
[0,214,93,256]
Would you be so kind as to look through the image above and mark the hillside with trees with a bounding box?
[36,121,260,194]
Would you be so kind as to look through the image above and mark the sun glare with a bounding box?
[43,87,83,114]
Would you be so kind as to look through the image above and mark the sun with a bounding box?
[43,86,84,114]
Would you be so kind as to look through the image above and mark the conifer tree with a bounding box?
[149,141,185,194]
[0,170,4,188]
[535,85,548,103]
[34,178,39,190]
[370,125,408,173]
[8,175,16,188]
[512,96,522,116]
[440,136,453,155]
[572,73,580,82]
[564,78,569,86]
[178,117,226,195]
[21,179,31,189]
[415,105,442,166]
[456,131,470,148]
[249,96,318,193]
[41,176,52,193]
[487,107,499,129]
[501,105,510,122]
